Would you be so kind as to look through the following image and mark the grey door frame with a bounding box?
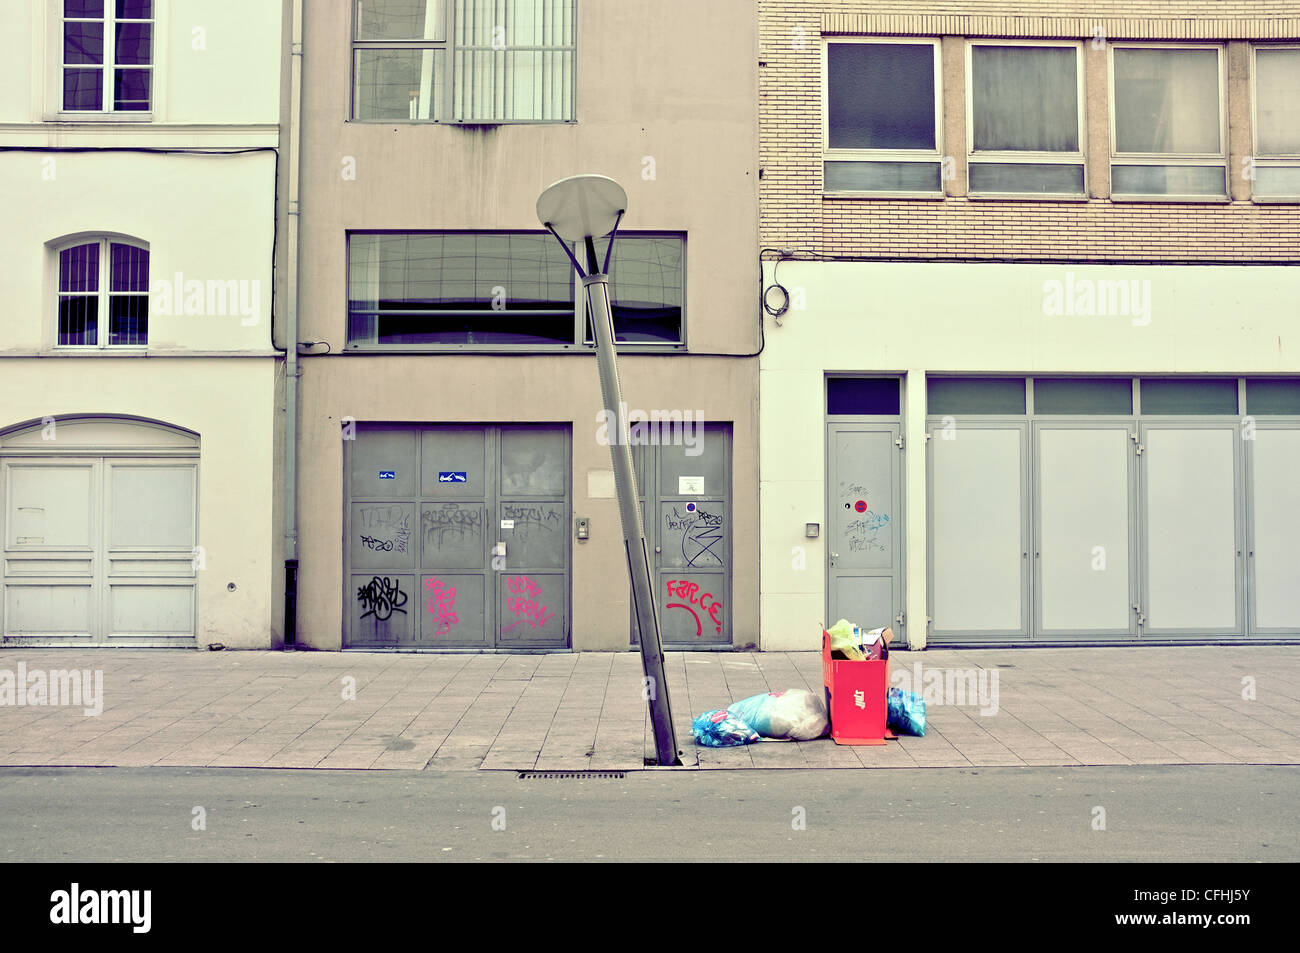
[824,418,905,638]
[926,416,1032,642]
[1245,417,1300,637]
[1137,417,1246,640]
[344,423,571,651]
[1030,417,1140,641]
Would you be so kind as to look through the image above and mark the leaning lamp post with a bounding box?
[537,174,682,766]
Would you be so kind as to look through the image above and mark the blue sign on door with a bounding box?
[439,472,467,483]
[378,471,396,480]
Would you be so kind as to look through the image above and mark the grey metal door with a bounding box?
[632,423,733,646]
[1248,421,1300,635]
[1138,421,1244,638]
[347,424,570,649]
[1032,421,1138,640]
[927,419,1031,641]
[827,424,903,636]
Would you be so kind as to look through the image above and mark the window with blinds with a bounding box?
[62,0,153,112]
[352,0,576,123]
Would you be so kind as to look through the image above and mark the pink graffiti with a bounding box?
[424,577,458,636]
[665,579,724,636]
[502,575,555,632]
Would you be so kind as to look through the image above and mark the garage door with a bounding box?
[345,424,570,649]
[925,376,1298,643]
[0,418,199,646]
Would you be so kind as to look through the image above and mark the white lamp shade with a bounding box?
[536,174,628,241]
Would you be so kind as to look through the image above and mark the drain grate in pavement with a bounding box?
[517,770,626,780]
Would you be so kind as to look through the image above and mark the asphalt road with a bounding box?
[0,764,1294,862]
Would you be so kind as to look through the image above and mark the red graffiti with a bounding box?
[424,577,458,636]
[665,579,724,636]
[503,575,555,632]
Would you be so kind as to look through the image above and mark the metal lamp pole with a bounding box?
[538,175,682,767]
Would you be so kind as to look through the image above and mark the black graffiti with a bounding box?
[360,535,396,552]
[357,576,408,621]
[422,505,484,548]
[502,504,561,538]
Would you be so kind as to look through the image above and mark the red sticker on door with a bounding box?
[854,500,867,513]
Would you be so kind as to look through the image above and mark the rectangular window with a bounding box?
[1139,378,1238,415]
[967,42,1085,196]
[63,0,153,112]
[928,378,1026,415]
[347,231,684,349]
[1252,46,1300,201]
[1111,45,1226,199]
[823,39,943,195]
[1245,378,1300,415]
[57,238,149,347]
[1032,377,1133,415]
[352,0,575,123]
[827,377,901,416]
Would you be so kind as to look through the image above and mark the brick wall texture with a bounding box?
[759,1,1300,261]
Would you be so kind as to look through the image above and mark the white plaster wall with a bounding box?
[759,261,1300,651]
[0,359,278,649]
[0,151,276,352]
[0,0,281,123]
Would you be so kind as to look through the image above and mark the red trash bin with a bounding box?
[822,630,891,745]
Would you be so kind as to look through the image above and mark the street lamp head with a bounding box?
[536,174,627,242]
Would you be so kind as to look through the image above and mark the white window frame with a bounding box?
[964,39,1088,200]
[57,0,155,116]
[349,0,578,124]
[1249,43,1300,204]
[821,36,944,198]
[50,235,150,351]
[344,230,686,352]
[1108,41,1229,202]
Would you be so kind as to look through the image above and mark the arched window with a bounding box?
[55,237,149,347]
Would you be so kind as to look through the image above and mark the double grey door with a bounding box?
[346,424,570,649]
[826,424,904,637]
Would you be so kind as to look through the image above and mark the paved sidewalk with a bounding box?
[1,646,1297,771]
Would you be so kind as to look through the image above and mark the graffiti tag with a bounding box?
[502,575,555,632]
[424,577,458,636]
[664,578,724,636]
[357,576,408,622]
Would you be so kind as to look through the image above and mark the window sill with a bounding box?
[43,112,154,123]
[341,345,686,355]
[345,118,577,126]
[822,191,945,200]
[1109,194,1231,203]
[966,192,1089,202]
[1250,195,1300,204]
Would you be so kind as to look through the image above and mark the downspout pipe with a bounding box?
[283,0,303,648]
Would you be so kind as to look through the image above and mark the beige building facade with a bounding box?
[290,1,760,651]
[0,0,284,648]
[757,0,1300,650]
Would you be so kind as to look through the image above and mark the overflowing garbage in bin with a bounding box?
[691,619,926,748]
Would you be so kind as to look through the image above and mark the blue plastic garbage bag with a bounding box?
[725,690,828,740]
[887,688,926,737]
[692,709,761,747]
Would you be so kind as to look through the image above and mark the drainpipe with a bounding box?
[282,0,304,648]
